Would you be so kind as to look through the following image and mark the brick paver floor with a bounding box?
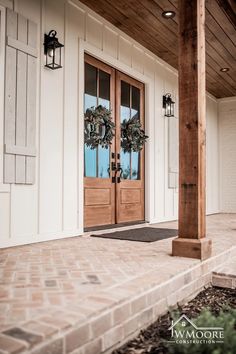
[0,214,236,353]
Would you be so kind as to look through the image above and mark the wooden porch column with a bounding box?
[172,0,212,260]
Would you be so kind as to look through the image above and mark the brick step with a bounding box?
[212,262,236,289]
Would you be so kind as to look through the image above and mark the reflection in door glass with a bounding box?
[98,146,109,178]
[120,82,141,180]
[120,81,131,179]
[85,63,97,98]
[99,70,110,102]
[98,69,110,178]
[131,151,140,180]
[98,96,110,178]
[84,94,96,111]
[84,63,97,177]
[121,150,130,179]
[131,86,140,118]
[131,86,141,180]
[84,145,97,177]
[84,63,111,179]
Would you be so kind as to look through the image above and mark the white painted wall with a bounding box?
[219,98,236,212]
[206,95,219,214]
[0,0,220,247]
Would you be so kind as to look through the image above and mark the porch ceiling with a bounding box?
[80,0,236,99]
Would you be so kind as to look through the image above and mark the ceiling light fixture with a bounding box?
[162,11,176,19]
[220,67,229,72]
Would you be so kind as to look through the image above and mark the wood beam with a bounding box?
[172,0,212,260]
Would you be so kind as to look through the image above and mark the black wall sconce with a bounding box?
[163,93,175,117]
[44,30,64,70]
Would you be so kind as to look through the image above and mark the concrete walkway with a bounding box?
[0,214,236,354]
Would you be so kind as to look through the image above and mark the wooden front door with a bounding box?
[84,55,145,228]
[116,71,145,224]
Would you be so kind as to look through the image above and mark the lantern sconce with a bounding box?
[44,30,64,70]
[163,93,175,117]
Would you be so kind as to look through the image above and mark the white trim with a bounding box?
[0,228,83,249]
[77,39,84,230]
[7,36,38,57]
[218,96,236,103]
[206,92,218,103]
[83,42,153,85]
[0,5,7,187]
[149,217,178,224]
[5,144,36,156]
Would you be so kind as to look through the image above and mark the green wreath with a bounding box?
[121,116,148,153]
[84,105,115,149]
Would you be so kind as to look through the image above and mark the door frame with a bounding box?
[78,39,155,233]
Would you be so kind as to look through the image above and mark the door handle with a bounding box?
[116,163,123,175]
[111,162,116,171]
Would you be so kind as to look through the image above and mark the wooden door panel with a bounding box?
[116,71,145,224]
[85,205,114,227]
[84,55,115,228]
[85,188,111,206]
[119,203,143,223]
[121,188,141,204]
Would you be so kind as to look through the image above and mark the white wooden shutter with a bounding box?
[168,116,179,189]
[4,9,37,184]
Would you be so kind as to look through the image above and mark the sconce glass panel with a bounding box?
[163,93,175,117]
[44,30,64,70]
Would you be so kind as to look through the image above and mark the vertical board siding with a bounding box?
[4,9,37,184]
[103,26,118,59]
[39,0,64,234]
[15,15,27,183]
[4,9,17,183]
[62,1,80,231]
[168,117,179,189]
[87,14,103,49]
[206,97,219,214]
[26,20,37,183]
[219,100,236,212]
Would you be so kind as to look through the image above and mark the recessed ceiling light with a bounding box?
[162,11,176,19]
[220,67,229,72]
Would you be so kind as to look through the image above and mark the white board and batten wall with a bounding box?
[219,98,236,213]
[0,0,220,248]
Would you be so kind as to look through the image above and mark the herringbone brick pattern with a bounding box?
[0,214,236,353]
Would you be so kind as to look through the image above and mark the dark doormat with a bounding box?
[91,227,178,243]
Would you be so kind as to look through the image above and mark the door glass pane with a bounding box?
[120,81,131,179]
[121,150,131,179]
[84,63,97,177]
[99,70,110,102]
[131,151,140,180]
[98,69,110,178]
[120,81,130,121]
[98,146,109,178]
[84,62,97,110]
[131,85,141,180]
[84,145,97,177]
[131,86,140,119]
